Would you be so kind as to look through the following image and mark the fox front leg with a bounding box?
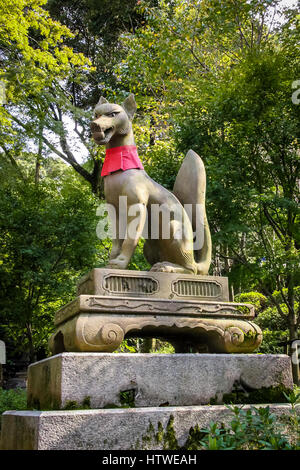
[109,209,123,260]
[109,238,123,261]
[107,202,147,269]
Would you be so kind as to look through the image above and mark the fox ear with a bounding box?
[122,94,137,120]
[97,96,108,105]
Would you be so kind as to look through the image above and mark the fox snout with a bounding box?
[90,121,101,133]
[90,120,106,141]
[91,116,115,144]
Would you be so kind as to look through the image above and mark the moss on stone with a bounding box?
[209,384,292,405]
[29,398,41,410]
[63,396,91,410]
[136,416,179,450]
[63,400,78,410]
[139,421,157,448]
[147,422,155,434]
[82,396,91,409]
[134,439,141,450]
[155,421,164,444]
[243,330,258,341]
[163,415,179,450]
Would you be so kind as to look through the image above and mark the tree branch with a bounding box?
[9,112,94,185]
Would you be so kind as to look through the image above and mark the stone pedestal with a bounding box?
[3,270,286,451]
[49,269,262,354]
[26,353,293,410]
[1,352,295,449]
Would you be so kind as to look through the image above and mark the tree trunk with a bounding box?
[140,338,155,353]
[288,319,300,385]
[91,160,104,198]
[25,322,37,364]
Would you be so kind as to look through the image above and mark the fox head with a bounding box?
[90,94,137,145]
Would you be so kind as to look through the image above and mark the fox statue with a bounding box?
[90,94,212,275]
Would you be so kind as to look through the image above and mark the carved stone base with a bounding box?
[49,270,262,354]
[49,295,262,354]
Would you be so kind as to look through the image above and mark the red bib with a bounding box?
[101,145,144,177]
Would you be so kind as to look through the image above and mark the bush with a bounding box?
[184,404,300,450]
[234,290,299,354]
[0,388,27,429]
[235,292,267,313]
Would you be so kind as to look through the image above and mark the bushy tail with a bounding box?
[173,149,212,275]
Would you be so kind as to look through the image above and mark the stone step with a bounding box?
[27,353,293,410]
[1,404,299,450]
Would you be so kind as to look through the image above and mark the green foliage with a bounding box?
[0,388,27,428]
[117,339,139,354]
[128,239,150,271]
[184,405,299,450]
[152,340,175,354]
[117,338,175,354]
[283,388,300,408]
[139,400,300,450]
[256,329,289,355]
[0,157,104,361]
[119,389,136,408]
[213,384,291,406]
[235,291,267,313]
[0,0,90,120]
[235,290,299,354]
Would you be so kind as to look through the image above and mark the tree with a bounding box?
[1,0,161,200]
[0,155,103,362]
[0,0,103,195]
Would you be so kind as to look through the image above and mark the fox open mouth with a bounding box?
[93,127,114,144]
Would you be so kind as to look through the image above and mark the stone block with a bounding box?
[77,268,230,301]
[27,353,293,410]
[1,404,299,450]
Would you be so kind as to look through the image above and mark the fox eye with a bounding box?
[107,112,116,117]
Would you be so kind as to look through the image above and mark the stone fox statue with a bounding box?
[90,94,212,274]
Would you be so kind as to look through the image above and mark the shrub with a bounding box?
[184,404,300,450]
[0,388,27,429]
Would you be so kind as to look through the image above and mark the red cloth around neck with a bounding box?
[101,145,144,177]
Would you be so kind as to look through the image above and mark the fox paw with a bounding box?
[150,262,179,273]
[106,255,128,270]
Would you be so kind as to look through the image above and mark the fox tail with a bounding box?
[173,149,212,275]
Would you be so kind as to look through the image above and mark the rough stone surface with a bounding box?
[1,404,299,450]
[27,353,293,410]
